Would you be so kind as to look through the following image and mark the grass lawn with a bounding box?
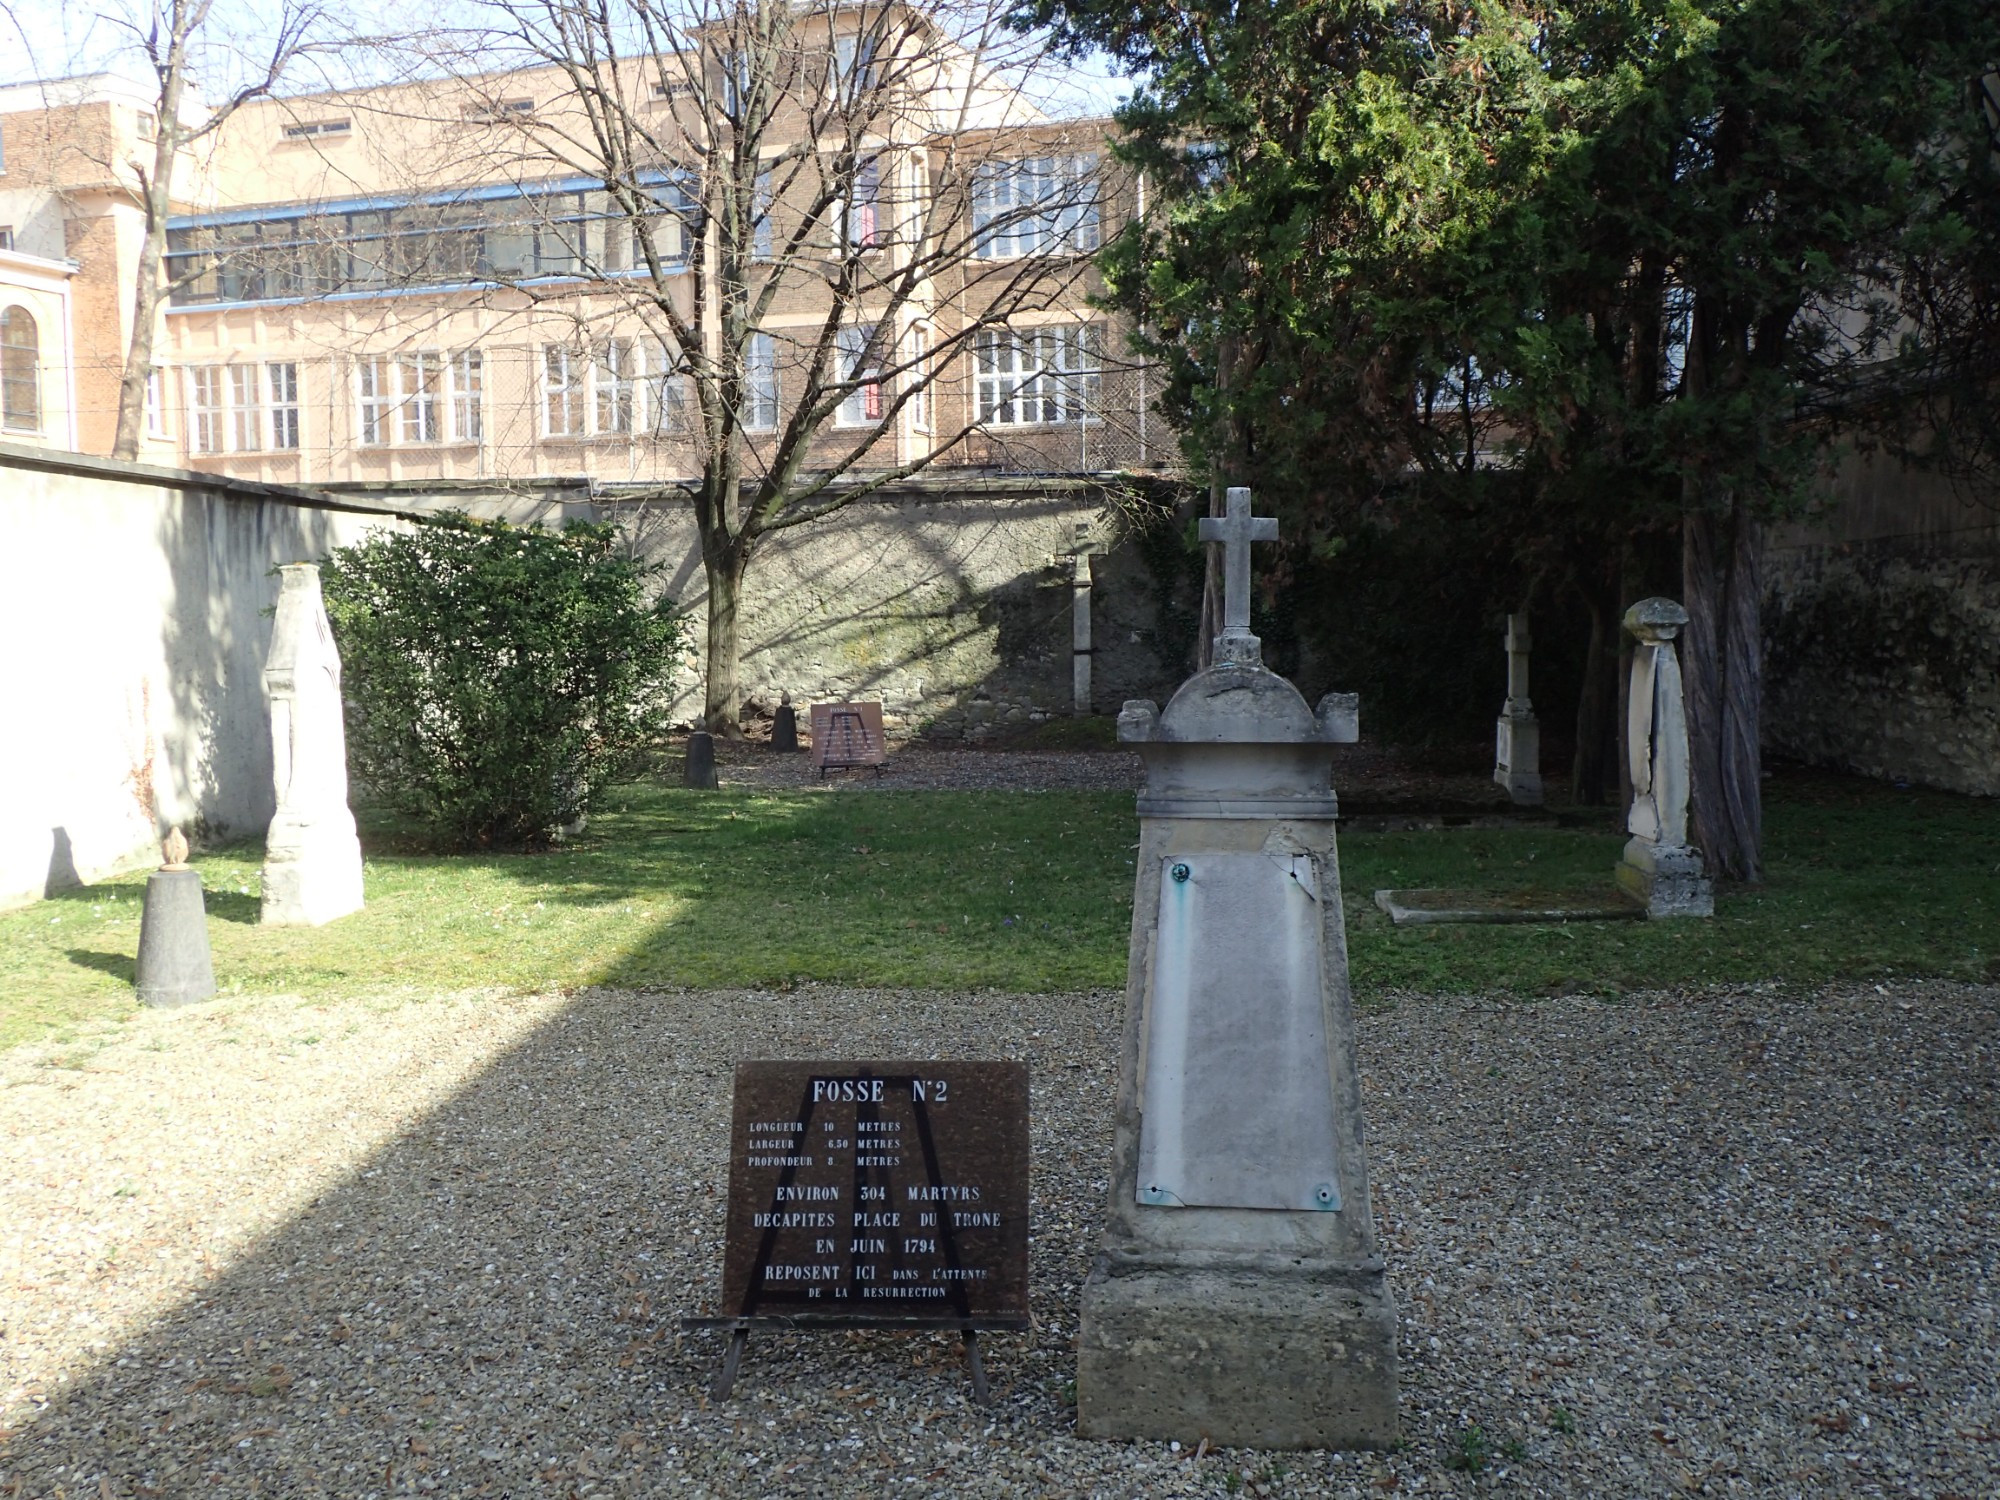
[2,769,1993,1052]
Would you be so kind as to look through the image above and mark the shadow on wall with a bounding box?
[152,486,357,850]
[0,990,1113,1496]
[43,826,81,898]
[611,490,1191,733]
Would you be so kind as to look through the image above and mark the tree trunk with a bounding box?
[1681,492,1764,881]
[1570,572,1620,805]
[702,547,749,737]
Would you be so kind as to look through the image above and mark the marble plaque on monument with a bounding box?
[719,1061,1029,1324]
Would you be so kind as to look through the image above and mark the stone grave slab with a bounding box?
[685,1060,1028,1402]
[1373,886,1644,927]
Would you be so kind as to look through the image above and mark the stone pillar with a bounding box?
[1615,598,1713,918]
[1078,488,1396,1451]
[1493,612,1542,805]
[260,564,365,927]
[1071,550,1094,714]
[1061,520,1102,716]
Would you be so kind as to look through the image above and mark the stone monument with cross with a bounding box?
[1077,486,1396,1449]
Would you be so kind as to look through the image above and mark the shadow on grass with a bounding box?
[64,949,135,984]
[202,888,263,925]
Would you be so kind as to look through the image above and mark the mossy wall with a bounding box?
[1763,450,2000,795]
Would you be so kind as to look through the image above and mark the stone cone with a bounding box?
[135,867,217,1007]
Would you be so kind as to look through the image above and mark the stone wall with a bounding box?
[0,443,413,909]
[1764,450,2000,795]
[609,480,1190,736]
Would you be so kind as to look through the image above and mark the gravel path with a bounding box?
[2,980,1994,1498]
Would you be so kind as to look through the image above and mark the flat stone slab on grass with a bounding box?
[1375,885,1643,926]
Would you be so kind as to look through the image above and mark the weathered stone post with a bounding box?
[135,827,217,1007]
[1077,487,1396,1450]
[1064,521,1103,715]
[1493,612,1543,805]
[1616,598,1714,918]
[260,564,364,927]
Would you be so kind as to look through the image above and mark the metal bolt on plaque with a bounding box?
[681,1060,1029,1403]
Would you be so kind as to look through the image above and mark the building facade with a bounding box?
[0,16,1155,488]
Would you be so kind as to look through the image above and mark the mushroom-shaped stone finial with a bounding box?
[161,827,191,871]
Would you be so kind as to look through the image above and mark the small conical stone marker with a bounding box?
[770,702,800,754]
[684,731,719,789]
[134,828,217,1008]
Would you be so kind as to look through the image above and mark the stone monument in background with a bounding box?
[260,564,364,926]
[1077,487,1397,1450]
[1616,597,1713,918]
[1493,611,1543,805]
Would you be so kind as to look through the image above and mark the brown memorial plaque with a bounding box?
[717,1060,1029,1325]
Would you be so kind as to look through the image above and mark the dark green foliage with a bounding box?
[319,513,687,850]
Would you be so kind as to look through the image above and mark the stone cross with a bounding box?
[1065,520,1104,714]
[1198,487,1278,664]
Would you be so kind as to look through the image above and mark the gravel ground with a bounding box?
[3,979,1995,1499]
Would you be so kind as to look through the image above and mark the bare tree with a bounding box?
[106,0,326,460]
[414,0,1111,732]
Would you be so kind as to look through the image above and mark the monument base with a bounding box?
[1616,837,1713,918]
[1077,1259,1398,1450]
[261,820,364,927]
[1494,713,1542,806]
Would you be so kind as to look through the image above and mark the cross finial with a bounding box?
[1197,486,1279,665]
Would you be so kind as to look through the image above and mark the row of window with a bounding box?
[179,325,1101,455]
[163,157,1098,307]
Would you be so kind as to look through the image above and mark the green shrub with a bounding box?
[320,512,687,849]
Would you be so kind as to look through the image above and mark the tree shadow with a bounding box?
[0,988,1112,1496]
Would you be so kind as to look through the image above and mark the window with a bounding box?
[137,111,157,141]
[593,338,637,435]
[398,352,443,443]
[907,325,929,432]
[451,351,483,441]
[463,99,533,121]
[0,227,13,252]
[752,168,774,261]
[228,365,262,451]
[744,331,777,430]
[972,156,1100,258]
[267,363,299,450]
[282,120,351,140]
[543,347,580,437]
[842,158,880,250]
[831,33,882,97]
[189,366,225,452]
[647,340,688,437]
[146,366,167,438]
[356,359,391,446]
[721,51,752,119]
[1,305,38,432]
[975,324,1102,425]
[836,324,883,426]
